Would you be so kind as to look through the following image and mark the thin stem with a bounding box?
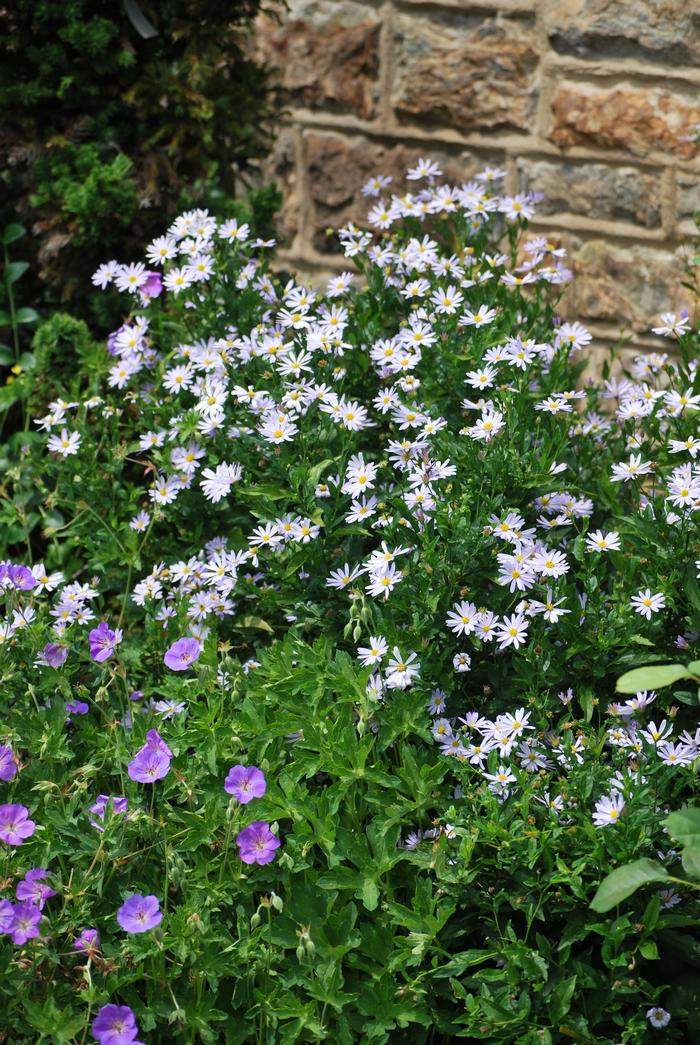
[3,244,20,362]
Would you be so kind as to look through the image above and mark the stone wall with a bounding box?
[256,0,700,346]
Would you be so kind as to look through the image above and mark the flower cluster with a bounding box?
[1,156,697,1040]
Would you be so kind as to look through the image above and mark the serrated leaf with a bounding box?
[616,664,690,694]
[590,859,668,913]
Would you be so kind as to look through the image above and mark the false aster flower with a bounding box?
[163,636,201,671]
[224,765,267,804]
[116,894,162,934]
[646,1007,671,1029]
[0,803,36,845]
[154,699,186,719]
[236,820,281,865]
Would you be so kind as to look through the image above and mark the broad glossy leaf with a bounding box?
[590,859,668,913]
[615,664,690,693]
[664,807,700,848]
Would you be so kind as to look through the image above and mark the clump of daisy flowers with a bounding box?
[0,155,697,1040]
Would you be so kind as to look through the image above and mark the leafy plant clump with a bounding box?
[0,0,285,320]
[1,161,700,1043]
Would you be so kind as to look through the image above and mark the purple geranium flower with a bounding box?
[145,728,173,758]
[163,637,200,671]
[117,894,162,934]
[74,927,100,956]
[127,743,171,784]
[89,795,128,832]
[140,271,163,300]
[89,621,121,663]
[224,765,266,805]
[0,803,36,845]
[0,900,15,934]
[42,642,69,668]
[236,821,281,865]
[0,744,17,782]
[66,700,89,718]
[6,564,37,591]
[92,1003,144,1045]
[10,901,42,945]
[16,868,58,909]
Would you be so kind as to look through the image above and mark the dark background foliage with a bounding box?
[0,0,285,324]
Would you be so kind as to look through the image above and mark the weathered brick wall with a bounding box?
[257,0,700,346]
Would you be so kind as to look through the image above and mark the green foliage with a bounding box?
[592,809,700,913]
[29,312,102,411]
[2,166,700,1042]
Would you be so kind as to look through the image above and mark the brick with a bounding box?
[256,1,380,120]
[517,158,662,228]
[677,171,700,232]
[304,133,504,253]
[261,128,299,245]
[545,0,700,66]
[549,82,700,159]
[572,240,693,331]
[391,11,539,133]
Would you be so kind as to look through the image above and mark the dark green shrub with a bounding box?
[0,0,285,320]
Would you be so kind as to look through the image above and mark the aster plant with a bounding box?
[0,160,699,1041]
